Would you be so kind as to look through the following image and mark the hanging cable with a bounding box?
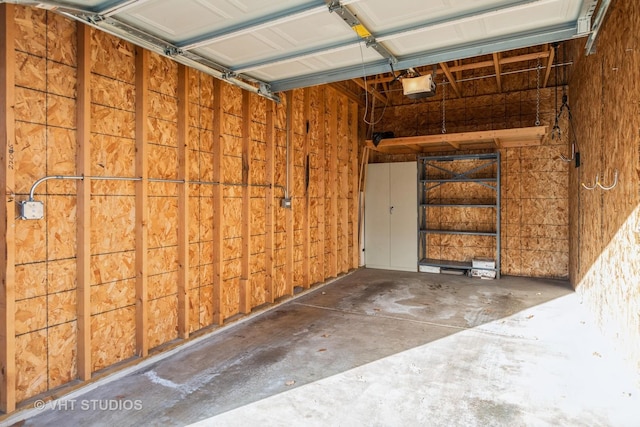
[551,44,561,140]
[441,75,447,134]
[359,41,388,129]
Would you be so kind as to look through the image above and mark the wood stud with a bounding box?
[177,64,189,338]
[212,79,223,325]
[240,90,251,313]
[135,46,149,357]
[76,22,92,381]
[285,92,294,294]
[265,100,275,304]
[1,3,16,414]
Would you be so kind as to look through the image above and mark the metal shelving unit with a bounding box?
[417,152,500,278]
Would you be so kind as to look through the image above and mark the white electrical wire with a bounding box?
[359,41,388,127]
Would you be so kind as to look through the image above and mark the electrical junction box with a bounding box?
[281,197,292,209]
[19,200,44,220]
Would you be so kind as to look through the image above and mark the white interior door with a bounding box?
[364,163,390,269]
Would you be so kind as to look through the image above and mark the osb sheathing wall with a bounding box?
[371,54,569,279]
[0,5,360,413]
[568,0,640,372]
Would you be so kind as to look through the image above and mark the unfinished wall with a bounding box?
[568,0,640,372]
[370,50,569,279]
[0,4,360,414]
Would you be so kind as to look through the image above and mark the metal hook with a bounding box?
[581,173,599,190]
[559,142,575,162]
[597,170,618,190]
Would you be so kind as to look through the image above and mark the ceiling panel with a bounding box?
[248,43,382,81]
[192,11,356,68]
[14,0,599,99]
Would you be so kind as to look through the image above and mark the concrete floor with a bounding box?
[6,269,640,427]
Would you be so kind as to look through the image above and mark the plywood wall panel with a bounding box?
[15,262,47,301]
[222,83,243,115]
[222,134,244,157]
[149,91,178,123]
[199,285,214,328]
[15,330,47,402]
[566,0,640,372]
[90,30,135,83]
[15,51,45,90]
[15,297,47,335]
[90,279,135,316]
[46,12,76,65]
[15,87,46,124]
[15,218,46,265]
[221,278,240,319]
[148,117,178,147]
[149,53,178,96]
[49,252,78,295]
[90,134,135,177]
[148,296,178,349]
[90,196,135,253]
[14,6,47,56]
[14,121,46,194]
[90,74,135,110]
[47,289,76,326]
[47,321,77,389]
[91,105,135,138]
[148,272,178,301]
[91,306,136,372]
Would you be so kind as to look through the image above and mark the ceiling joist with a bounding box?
[439,62,461,98]
[492,52,502,92]
[543,44,556,87]
[352,78,386,104]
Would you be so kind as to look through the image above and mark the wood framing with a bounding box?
[302,88,311,288]
[240,90,251,312]
[135,46,149,357]
[328,92,338,278]
[340,99,349,273]
[350,102,359,270]
[543,44,555,88]
[439,62,462,98]
[211,79,224,325]
[76,22,92,381]
[371,50,552,84]
[285,92,294,294]
[317,88,326,282]
[264,100,275,303]
[366,126,548,153]
[177,64,189,338]
[492,52,502,93]
[0,3,16,414]
[351,78,386,103]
